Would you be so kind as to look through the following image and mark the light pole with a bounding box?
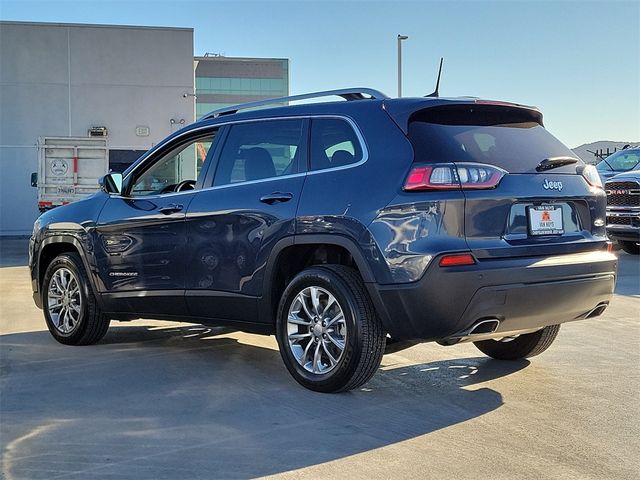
[397,34,409,98]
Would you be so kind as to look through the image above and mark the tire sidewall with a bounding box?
[276,267,364,391]
[474,325,559,360]
[42,254,90,343]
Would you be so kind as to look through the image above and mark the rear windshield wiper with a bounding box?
[536,156,578,172]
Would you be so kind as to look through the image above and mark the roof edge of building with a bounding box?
[194,56,288,62]
[0,20,193,32]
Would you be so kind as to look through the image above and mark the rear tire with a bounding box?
[473,324,560,360]
[276,265,386,393]
[42,252,110,345]
[619,240,639,255]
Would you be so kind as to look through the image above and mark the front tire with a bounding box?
[473,324,560,360]
[42,252,110,345]
[619,240,639,255]
[276,265,386,393]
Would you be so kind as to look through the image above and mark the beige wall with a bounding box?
[0,21,194,235]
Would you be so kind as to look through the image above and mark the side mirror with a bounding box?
[99,173,123,194]
[31,172,38,187]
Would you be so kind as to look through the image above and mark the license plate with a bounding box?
[528,205,564,235]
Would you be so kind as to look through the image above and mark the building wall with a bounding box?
[0,21,194,235]
[194,56,289,119]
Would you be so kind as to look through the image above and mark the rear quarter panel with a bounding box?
[296,104,414,284]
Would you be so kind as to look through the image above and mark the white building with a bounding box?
[0,21,195,235]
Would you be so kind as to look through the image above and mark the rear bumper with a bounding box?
[370,250,617,341]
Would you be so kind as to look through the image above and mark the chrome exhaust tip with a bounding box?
[585,302,609,319]
[437,318,502,346]
[468,318,501,335]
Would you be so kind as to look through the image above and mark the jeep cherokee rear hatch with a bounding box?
[404,102,607,259]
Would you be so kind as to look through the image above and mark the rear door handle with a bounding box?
[159,203,184,214]
[259,192,293,205]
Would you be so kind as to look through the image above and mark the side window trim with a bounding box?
[119,115,367,196]
[200,125,230,189]
[298,118,311,175]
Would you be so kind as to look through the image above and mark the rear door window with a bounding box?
[213,119,305,187]
[310,118,363,171]
[408,105,579,173]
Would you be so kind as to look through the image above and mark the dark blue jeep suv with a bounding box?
[30,88,617,392]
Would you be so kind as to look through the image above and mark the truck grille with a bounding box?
[607,216,632,226]
[605,181,640,207]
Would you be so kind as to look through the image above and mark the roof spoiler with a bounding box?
[382,99,543,134]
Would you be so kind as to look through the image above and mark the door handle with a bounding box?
[259,192,293,205]
[159,203,184,214]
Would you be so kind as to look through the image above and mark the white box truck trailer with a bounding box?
[32,137,109,212]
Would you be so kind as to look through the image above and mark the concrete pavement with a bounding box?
[1,238,638,479]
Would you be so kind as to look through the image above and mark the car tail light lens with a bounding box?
[581,164,603,189]
[439,253,476,267]
[404,163,506,191]
[404,165,459,190]
[456,163,507,189]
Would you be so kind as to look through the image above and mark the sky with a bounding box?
[1,0,638,147]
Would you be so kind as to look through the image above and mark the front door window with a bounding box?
[131,135,215,196]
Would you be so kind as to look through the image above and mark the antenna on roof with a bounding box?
[425,57,444,97]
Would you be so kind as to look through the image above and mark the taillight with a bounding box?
[439,253,476,267]
[580,164,603,189]
[404,165,459,190]
[404,163,506,191]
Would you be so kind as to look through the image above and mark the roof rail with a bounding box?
[201,87,388,120]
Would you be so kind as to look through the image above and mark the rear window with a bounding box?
[310,118,363,171]
[408,105,579,173]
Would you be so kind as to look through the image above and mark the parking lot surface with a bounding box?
[1,237,638,479]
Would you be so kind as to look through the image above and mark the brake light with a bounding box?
[404,163,506,191]
[404,165,459,190]
[439,253,476,267]
[581,164,603,189]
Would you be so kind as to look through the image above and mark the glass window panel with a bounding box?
[213,119,304,186]
[310,119,363,171]
[131,133,216,196]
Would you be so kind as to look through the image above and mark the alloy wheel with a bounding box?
[47,267,82,334]
[287,286,347,374]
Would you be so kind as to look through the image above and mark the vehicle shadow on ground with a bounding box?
[1,324,529,479]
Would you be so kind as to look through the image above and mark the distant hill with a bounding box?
[572,141,639,164]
